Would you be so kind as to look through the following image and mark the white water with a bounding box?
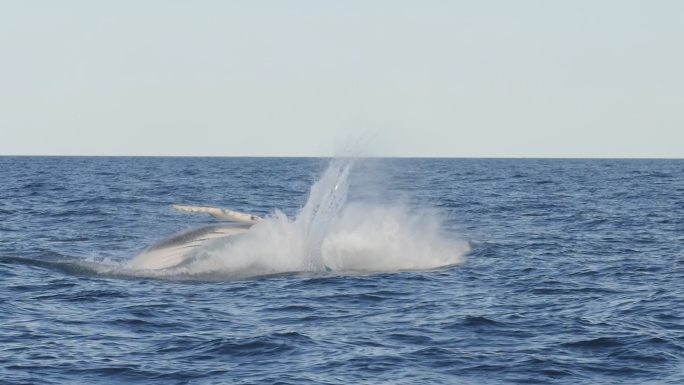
[118,158,469,279]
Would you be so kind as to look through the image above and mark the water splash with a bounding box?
[119,157,469,279]
[295,158,353,271]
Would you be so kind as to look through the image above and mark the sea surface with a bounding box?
[1,156,683,384]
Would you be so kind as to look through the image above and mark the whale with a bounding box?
[127,205,260,270]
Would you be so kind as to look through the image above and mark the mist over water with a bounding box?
[146,158,469,279]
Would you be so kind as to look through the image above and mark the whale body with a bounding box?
[127,205,258,270]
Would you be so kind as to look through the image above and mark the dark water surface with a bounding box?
[1,157,683,384]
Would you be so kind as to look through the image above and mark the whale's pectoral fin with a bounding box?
[172,204,262,224]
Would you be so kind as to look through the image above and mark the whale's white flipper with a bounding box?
[128,205,261,271]
[172,204,262,224]
[128,224,249,270]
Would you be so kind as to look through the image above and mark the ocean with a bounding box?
[1,156,682,384]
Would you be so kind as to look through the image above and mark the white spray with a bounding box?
[295,158,353,271]
[123,157,469,279]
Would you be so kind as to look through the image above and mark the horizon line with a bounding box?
[1,154,682,160]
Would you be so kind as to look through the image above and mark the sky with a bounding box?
[1,0,682,157]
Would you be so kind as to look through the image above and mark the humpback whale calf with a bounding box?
[127,205,261,270]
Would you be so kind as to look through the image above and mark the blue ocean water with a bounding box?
[1,156,683,384]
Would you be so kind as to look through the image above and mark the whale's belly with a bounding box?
[128,225,249,270]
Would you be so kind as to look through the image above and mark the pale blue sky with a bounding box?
[1,1,682,157]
